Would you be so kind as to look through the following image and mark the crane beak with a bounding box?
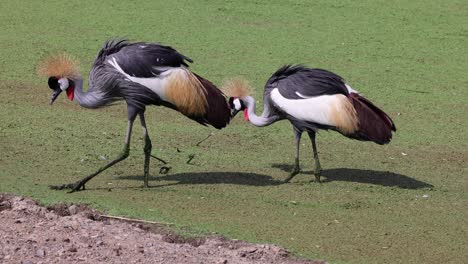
[50,88,62,105]
[230,108,240,118]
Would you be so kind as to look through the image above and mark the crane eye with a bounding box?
[58,78,69,91]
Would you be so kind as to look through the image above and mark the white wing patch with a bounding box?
[271,89,339,126]
[108,57,179,100]
[270,88,358,130]
[296,84,359,98]
[345,83,359,94]
[295,91,314,99]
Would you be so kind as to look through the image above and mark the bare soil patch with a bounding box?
[0,194,326,264]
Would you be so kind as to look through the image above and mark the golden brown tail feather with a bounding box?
[347,93,396,144]
[165,69,208,116]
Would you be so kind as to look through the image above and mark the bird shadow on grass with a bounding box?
[114,172,283,188]
[271,164,433,189]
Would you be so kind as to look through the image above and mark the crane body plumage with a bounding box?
[40,39,231,192]
[229,65,396,182]
[67,39,229,128]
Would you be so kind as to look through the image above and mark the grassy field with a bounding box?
[1,0,467,263]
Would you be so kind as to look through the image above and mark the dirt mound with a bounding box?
[0,194,326,264]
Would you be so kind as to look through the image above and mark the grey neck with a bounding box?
[72,78,102,109]
[243,96,279,127]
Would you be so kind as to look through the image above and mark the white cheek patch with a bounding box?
[58,78,69,91]
[233,98,242,110]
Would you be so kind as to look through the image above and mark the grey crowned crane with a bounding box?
[38,39,231,192]
[227,65,396,183]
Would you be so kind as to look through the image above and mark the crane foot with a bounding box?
[312,166,322,183]
[49,181,86,192]
[314,174,321,183]
[284,166,301,183]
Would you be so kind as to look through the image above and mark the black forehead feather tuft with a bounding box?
[48,77,59,90]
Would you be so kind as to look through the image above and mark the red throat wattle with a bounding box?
[66,86,75,101]
[243,108,249,121]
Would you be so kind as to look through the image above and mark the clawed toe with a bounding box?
[49,183,75,190]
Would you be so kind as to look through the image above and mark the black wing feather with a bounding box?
[93,39,130,67]
[99,39,193,78]
[265,65,349,99]
[115,43,193,78]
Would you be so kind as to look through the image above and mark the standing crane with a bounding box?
[227,65,396,183]
[38,39,231,192]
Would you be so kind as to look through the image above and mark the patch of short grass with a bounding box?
[1,1,467,263]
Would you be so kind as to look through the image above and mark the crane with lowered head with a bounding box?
[226,65,396,183]
[38,39,231,192]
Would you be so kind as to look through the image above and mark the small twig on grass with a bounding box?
[401,89,430,94]
[186,154,195,165]
[195,133,213,146]
[150,155,168,164]
[99,214,174,226]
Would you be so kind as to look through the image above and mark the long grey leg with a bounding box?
[284,128,302,183]
[50,106,138,192]
[307,131,322,183]
[139,111,152,188]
